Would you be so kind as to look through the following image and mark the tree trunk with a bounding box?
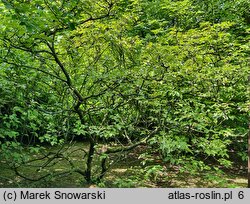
[85,141,95,183]
[98,157,107,181]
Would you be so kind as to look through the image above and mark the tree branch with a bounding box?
[105,127,159,154]
[2,60,67,83]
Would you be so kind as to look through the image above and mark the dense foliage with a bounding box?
[0,0,249,187]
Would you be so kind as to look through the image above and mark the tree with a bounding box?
[0,0,249,187]
[0,0,159,184]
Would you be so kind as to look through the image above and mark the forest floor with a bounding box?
[0,142,247,188]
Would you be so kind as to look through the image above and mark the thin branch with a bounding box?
[45,1,115,36]
[3,39,52,55]
[105,127,159,154]
[14,165,73,182]
[2,60,67,83]
[46,42,72,85]
[13,166,51,182]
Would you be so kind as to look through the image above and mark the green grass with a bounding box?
[0,142,247,188]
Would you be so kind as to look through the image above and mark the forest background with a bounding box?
[0,0,249,187]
